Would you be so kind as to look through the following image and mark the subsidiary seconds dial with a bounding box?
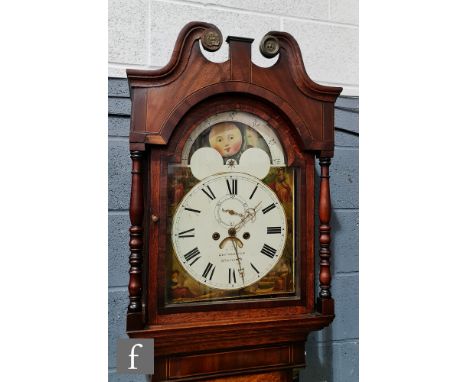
[171,172,287,290]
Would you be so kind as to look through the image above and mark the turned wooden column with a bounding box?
[317,157,334,314]
[128,150,144,313]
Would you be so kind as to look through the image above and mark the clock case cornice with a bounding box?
[127,21,342,157]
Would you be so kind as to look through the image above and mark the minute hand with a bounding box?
[234,202,261,231]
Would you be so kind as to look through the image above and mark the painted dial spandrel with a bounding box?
[172,172,287,290]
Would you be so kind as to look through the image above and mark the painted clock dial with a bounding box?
[166,110,296,305]
[171,172,287,290]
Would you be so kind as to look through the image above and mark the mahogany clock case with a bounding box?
[150,94,311,320]
[124,21,342,381]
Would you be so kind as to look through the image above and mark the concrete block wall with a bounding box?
[109,0,358,95]
[108,77,359,381]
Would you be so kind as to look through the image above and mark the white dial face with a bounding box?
[171,172,287,290]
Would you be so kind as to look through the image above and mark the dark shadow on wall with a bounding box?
[297,168,339,382]
[300,329,334,381]
[297,98,359,381]
[307,208,344,381]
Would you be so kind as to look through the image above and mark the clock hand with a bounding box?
[253,201,262,211]
[221,208,244,217]
[230,238,245,285]
[234,202,262,231]
[220,201,261,248]
[233,212,253,231]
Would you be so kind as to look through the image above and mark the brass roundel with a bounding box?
[260,34,280,58]
[201,28,222,52]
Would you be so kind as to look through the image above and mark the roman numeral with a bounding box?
[260,244,277,258]
[189,256,201,266]
[184,207,201,214]
[250,262,260,274]
[178,228,195,238]
[184,247,200,263]
[267,226,282,234]
[229,268,237,284]
[249,184,258,200]
[226,178,237,195]
[262,203,276,214]
[202,262,215,280]
[201,185,216,200]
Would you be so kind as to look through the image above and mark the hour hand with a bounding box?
[234,202,262,230]
[222,208,243,217]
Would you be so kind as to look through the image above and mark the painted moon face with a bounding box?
[208,122,243,157]
[181,111,285,167]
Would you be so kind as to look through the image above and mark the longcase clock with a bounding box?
[125,22,342,382]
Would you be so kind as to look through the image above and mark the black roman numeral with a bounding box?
[262,203,276,214]
[201,185,216,200]
[189,256,201,266]
[267,226,282,234]
[202,262,215,280]
[184,247,200,263]
[250,262,260,274]
[184,207,201,214]
[260,244,277,258]
[178,228,195,238]
[226,178,238,195]
[249,184,258,199]
[229,268,237,284]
